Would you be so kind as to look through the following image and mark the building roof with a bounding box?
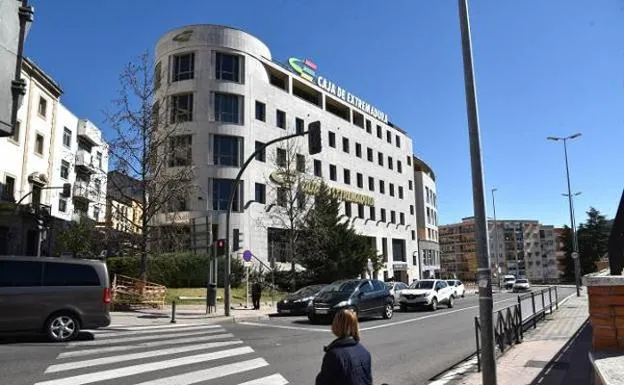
[412,155,436,181]
[23,57,63,98]
[107,171,144,205]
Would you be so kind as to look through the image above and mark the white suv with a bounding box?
[398,279,454,311]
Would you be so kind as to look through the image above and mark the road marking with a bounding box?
[33,346,254,385]
[47,340,243,373]
[91,324,221,339]
[237,321,330,333]
[58,332,233,359]
[238,373,290,385]
[133,358,269,385]
[67,329,223,347]
[91,323,195,333]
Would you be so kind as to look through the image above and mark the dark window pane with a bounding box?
[356,173,363,188]
[172,53,195,82]
[276,110,286,129]
[355,143,362,158]
[215,93,240,124]
[343,169,351,185]
[43,263,100,286]
[314,159,322,177]
[216,52,240,82]
[328,131,336,148]
[255,183,266,204]
[376,125,382,138]
[255,141,266,162]
[367,148,373,162]
[296,154,306,172]
[213,179,239,211]
[168,135,193,167]
[329,165,337,181]
[342,137,349,153]
[255,101,266,121]
[345,202,352,217]
[368,177,374,191]
[214,135,239,166]
[170,93,193,123]
[276,148,287,167]
[0,260,42,286]
[296,118,304,134]
[370,206,376,220]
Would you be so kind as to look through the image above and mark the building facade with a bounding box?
[413,155,439,279]
[0,58,108,256]
[154,25,419,282]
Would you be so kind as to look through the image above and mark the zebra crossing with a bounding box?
[34,323,289,385]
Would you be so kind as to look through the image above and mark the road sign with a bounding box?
[243,250,252,262]
[571,252,579,259]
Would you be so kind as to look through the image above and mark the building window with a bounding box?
[60,160,70,179]
[378,152,383,166]
[172,52,195,82]
[407,155,412,166]
[366,120,371,133]
[342,137,349,153]
[426,207,431,224]
[297,192,306,209]
[214,135,240,166]
[388,156,393,170]
[314,159,322,177]
[409,180,413,190]
[380,209,386,222]
[355,143,362,158]
[345,202,352,217]
[94,206,100,222]
[296,154,306,172]
[215,52,240,82]
[170,93,193,123]
[379,180,385,194]
[277,187,288,207]
[382,238,388,258]
[389,183,395,197]
[330,164,337,181]
[154,61,162,90]
[215,93,241,124]
[276,109,286,129]
[399,186,404,199]
[255,101,266,121]
[168,135,192,167]
[390,210,396,224]
[358,204,364,219]
[343,169,351,185]
[411,230,416,241]
[356,173,363,188]
[213,178,240,211]
[369,206,376,220]
[376,125,382,139]
[255,183,266,204]
[58,197,67,213]
[353,112,364,128]
[10,121,20,143]
[38,97,47,118]
[367,148,373,162]
[328,131,336,148]
[396,135,401,148]
[426,187,430,204]
[397,161,402,173]
[255,141,266,162]
[96,152,103,169]
[400,213,405,225]
[276,148,287,167]
[35,134,44,155]
[386,130,392,143]
[410,205,414,215]
[296,118,304,134]
[368,177,375,191]
[62,127,71,147]
[3,176,15,202]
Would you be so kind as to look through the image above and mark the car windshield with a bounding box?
[504,277,515,282]
[446,280,456,286]
[294,286,320,297]
[320,281,359,293]
[410,280,434,289]
[516,279,528,284]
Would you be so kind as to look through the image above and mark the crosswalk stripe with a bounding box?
[90,324,221,339]
[33,346,254,385]
[91,323,195,333]
[57,333,234,359]
[67,329,222,347]
[133,358,269,385]
[237,373,289,385]
[47,340,243,373]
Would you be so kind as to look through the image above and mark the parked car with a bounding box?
[446,279,466,298]
[0,256,111,342]
[503,275,516,290]
[398,279,454,311]
[513,278,531,293]
[276,284,326,315]
[385,281,409,305]
[307,279,393,324]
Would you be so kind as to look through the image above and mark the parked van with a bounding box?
[0,256,111,341]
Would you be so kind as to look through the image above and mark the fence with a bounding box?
[474,286,559,372]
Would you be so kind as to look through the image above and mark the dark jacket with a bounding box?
[251,282,262,297]
[315,336,372,385]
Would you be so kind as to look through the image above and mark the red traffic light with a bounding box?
[217,239,225,248]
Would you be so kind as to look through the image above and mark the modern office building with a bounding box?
[0,58,108,256]
[413,155,439,279]
[153,25,419,282]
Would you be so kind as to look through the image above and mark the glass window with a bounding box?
[38,97,47,118]
[370,206,376,220]
[329,164,337,181]
[255,101,266,121]
[213,178,239,211]
[407,155,412,166]
[63,127,71,147]
[386,130,392,143]
[172,52,195,82]
[35,134,44,155]
[399,186,404,199]
[397,161,402,173]
[345,202,352,216]
[170,93,193,123]
[96,152,103,169]
[368,177,375,191]
[43,263,100,286]
[355,143,362,158]
[358,204,364,219]
[409,180,413,190]
[154,61,162,90]
[214,135,239,166]
[328,131,336,148]
[411,230,416,240]
[255,183,266,204]
[276,148,287,167]
[60,160,70,179]
[255,141,266,162]
[400,213,405,225]
[276,109,286,129]
[94,206,100,221]
[10,121,20,143]
[389,183,395,197]
[296,154,305,172]
[395,135,401,148]
[378,152,383,166]
[215,93,241,124]
[3,176,15,201]
[58,197,67,212]
[366,120,371,133]
[379,180,385,194]
[391,210,396,223]
[343,169,351,185]
[296,118,304,134]
[388,156,393,170]
[356,173,363,188]
[277,187,287,207]
[342,137,349,153]
[168,135,193,167]
[376,125,382,138]
[215,52,240,82]
[367,147,373,162]
[381,209,386,222]
[0,260,42,287]
[410,205,414,215]
[314,159,322,177]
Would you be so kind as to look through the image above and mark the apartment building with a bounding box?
[413,155,439,279]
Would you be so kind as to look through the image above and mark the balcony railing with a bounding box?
[75,150,97,173]
[73,182,96,201]
[77,119,102,146]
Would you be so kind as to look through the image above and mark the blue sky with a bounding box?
[25,1,623,227]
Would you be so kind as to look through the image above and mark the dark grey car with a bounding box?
[0,256,111,342]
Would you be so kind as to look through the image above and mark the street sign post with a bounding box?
[243,250,252,262]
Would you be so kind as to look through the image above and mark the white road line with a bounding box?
[67,329,223,347]
[91,323,195,333]
[33,346,254,385]
[47,340,243,373]
[133,358,269,385]
[237,322,330,333]
[58,333,233,359]
[238,373,289,385]
[91,324,221,339]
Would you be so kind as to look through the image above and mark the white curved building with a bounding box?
[154,25,419,282]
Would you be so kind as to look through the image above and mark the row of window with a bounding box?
[422,249,440,266]
[425,186,437,208]
[426,207,438,226]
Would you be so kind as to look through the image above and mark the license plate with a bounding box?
[316,309,328,314]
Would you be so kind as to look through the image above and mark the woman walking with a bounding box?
[315,309,372,385]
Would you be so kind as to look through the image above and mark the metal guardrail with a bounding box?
[474,286,559,372]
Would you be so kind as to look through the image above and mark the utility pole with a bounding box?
[491,188,500,289]
[458,1,496,384]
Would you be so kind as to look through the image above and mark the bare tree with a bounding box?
[105,52,195,280]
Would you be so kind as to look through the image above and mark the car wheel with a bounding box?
[461,292,465,298]
[448,296,454,308]
[308,314,319,324]
[399,304,407,312]
[382,303,393,319]
[430,298,438,311]
[45,312,80,342]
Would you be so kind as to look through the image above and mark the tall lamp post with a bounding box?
[547,133,582,297]
[491,188,500,289]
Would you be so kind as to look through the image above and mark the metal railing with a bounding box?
[474,286,559,372]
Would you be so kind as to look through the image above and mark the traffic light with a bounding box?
[307,121,321,155]
[61,183,71,198]
[233,229,240,251]
[215,239,226,256]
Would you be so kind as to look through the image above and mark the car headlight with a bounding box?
[334,299,352,308]
[295,296,313,303]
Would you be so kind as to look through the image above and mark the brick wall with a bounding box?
[585,274,624,351]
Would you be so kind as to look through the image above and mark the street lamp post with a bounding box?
[547,133,582,297]
[491,188,500,289]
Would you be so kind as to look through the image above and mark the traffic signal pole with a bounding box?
[224,125,321,316]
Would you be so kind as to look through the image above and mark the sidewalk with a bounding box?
[455,292,589,385]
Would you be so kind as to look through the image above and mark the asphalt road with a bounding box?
[225,286,576,385]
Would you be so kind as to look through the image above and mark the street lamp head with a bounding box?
[574,192,582,196]
[569,133,582,140]
[547,136,560,141]
[492,187,497,192]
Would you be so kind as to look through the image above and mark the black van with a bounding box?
[0,256,111,342]
[307,279,393,323]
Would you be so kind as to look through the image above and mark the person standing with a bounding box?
[315,309,372,385]
[251,280,262,310]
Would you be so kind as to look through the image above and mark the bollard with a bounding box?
[555,286,559,310]
[541,290,545,319]
[531,292,537,329]
[171,301,177,324]
[474,317,481,372]
[548,287,553,314]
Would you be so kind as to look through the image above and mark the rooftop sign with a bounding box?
[288,57,389,124]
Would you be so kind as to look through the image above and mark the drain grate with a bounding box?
[525,360,570,370]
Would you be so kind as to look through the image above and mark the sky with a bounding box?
[23,0,624,228]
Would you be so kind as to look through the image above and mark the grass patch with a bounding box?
[165,287,287,305]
